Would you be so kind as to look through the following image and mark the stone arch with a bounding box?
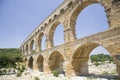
[40,27,42,30]
[72,43,99,58]
[44,23,47,26]
[38,29,40,33]
[48,51,64,73]
[49,19,52,23]
[26,44,28,55]
[49,22,65,46]
[30,39,36,54]
[36,54,44,72]
[70,0,98,24]
[35,32,37,35]
[72,42,117,76]
[38,32,45,51]
[54,14,57,19]
[28,56,34,69]
[70,0,110,38]
[60,8,64,14]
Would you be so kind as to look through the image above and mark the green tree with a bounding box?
[90,54,114,64]
[0,48,23,68]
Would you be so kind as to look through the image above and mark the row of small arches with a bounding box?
[22,1,74,44]
[24,44,117,75]
[22,0,109,55]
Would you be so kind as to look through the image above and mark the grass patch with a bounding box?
[52,70,59,77]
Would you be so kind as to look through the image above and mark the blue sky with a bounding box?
[0,0,64,48]
[0,0,110,55]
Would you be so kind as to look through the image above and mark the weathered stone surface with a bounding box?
[20,0,120,76]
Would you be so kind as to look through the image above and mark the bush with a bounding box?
[19,65,25,72]
[52,70,59,77]
[0,48,23,68]
[34,76,40,80]
[16,72,22,77]
[16,63,25,73]
[94,62,100,66]
[90,54,114,63]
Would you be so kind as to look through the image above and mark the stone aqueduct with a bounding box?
[20,0,120,76]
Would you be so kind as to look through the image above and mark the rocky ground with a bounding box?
[0,62,120,80]
[88,62,117,75]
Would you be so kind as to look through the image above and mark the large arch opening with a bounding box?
[28,56,34,69]
[72,43,118,78]
[30,40,36,54]
[38,32,46,51]
[88,46,117,75]
[49,22,64,46]
[70,2,109,39]
[48,51,64,73]
[36,55,44,72]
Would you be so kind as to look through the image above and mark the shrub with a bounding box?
[0,48,23,68]
[34,76,40,80]
[20,65,25,72]
[90,54,114,63]
[16,72,22,77]
[94,62,100,66]
[52,70,59,77]
[16,63,25,73]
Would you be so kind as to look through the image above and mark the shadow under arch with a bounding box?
[49,22,65,46]
[28,56,34,69]
[72,42,118,76]
[36,54,44,72]
[48,51,64,73]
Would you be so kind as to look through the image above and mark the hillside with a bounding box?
[90,54,114,66]
[0,48,22,68]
